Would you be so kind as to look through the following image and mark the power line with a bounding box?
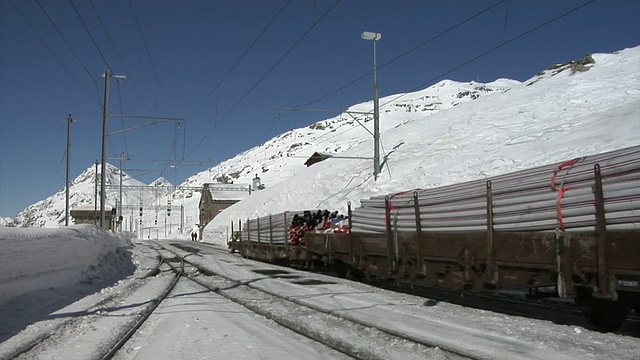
[127,0,174,117]
[280,0,509,125]
[186,0,294,124]
[128,2,181,179]
[9,0,101,107]
[253,0,508,153]
[34,0,101,101]
[88,0,153,116]
[126,0,181,177]
[309,1,595,153]
[68,0,112,70]
[182,0,343,164]
[253,1,511,168]
[47,149,68,195]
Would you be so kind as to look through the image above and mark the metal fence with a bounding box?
[243,211,306,244]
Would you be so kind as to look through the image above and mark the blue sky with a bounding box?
[1,0,639,218]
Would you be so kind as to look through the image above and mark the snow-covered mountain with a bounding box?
[150,177,173,187]
[10,164,148,228]
[0,217,12,227]
[10,47,640,233]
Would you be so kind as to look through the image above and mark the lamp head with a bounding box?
[361,31,381,41]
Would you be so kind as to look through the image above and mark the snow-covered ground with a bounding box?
[1,230,639,359]
[0,225,133,305]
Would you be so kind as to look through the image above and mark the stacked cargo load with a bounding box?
[351,145,640,234]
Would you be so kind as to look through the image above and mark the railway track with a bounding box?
[367,277,640,336]
[5,243,460,360]
[156,240,591,360]
[181,240,640,337]
[2,251,171,360]
[6,240,636,359]
[146,243,470,360]
[101,250,186,359]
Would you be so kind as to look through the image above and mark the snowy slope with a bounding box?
[180,79,516,191]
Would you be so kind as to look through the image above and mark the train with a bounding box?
[227,145,640,331]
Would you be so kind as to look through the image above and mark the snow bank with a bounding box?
[0,225,133,305]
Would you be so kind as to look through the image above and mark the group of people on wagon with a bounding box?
[288,209,348,245]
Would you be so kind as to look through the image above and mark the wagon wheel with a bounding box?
[582,301,631,332]
[335,261,347,278]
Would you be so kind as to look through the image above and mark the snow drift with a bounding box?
[0,225,133,305]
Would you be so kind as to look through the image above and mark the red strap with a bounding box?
[556,187,569,231]
[388,190,413,210]
[551,158,580,191]
[385,190,414,228]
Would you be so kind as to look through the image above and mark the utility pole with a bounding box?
[65,114,73,226]
[100,69,126,229]
[373,40,380,181]
[94,160,98,225]
[119,151,125,232]
[361,31,382,180]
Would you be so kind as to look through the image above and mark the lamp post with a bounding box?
[65,114,73,226]
[99,69,126,229]
[94,159,98,225]
[361,31,381,180]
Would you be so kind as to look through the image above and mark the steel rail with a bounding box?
[3,255,168,360]
[157,242,492,360]
[101,251,184,360]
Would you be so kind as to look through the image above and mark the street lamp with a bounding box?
[361,31,381,180]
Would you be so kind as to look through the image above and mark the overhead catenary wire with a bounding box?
[88,0,154,116]
[127,0,174,118]
[250,0,516,171]
[289,0,592,141]
[68,0,112,70]
[186,0,294,124]
[181,0,343,166]
[276,0,509,125]
[33,0,102,102]
[47,150,69,195]
[9,0,101,108]
[127,0,186,178]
